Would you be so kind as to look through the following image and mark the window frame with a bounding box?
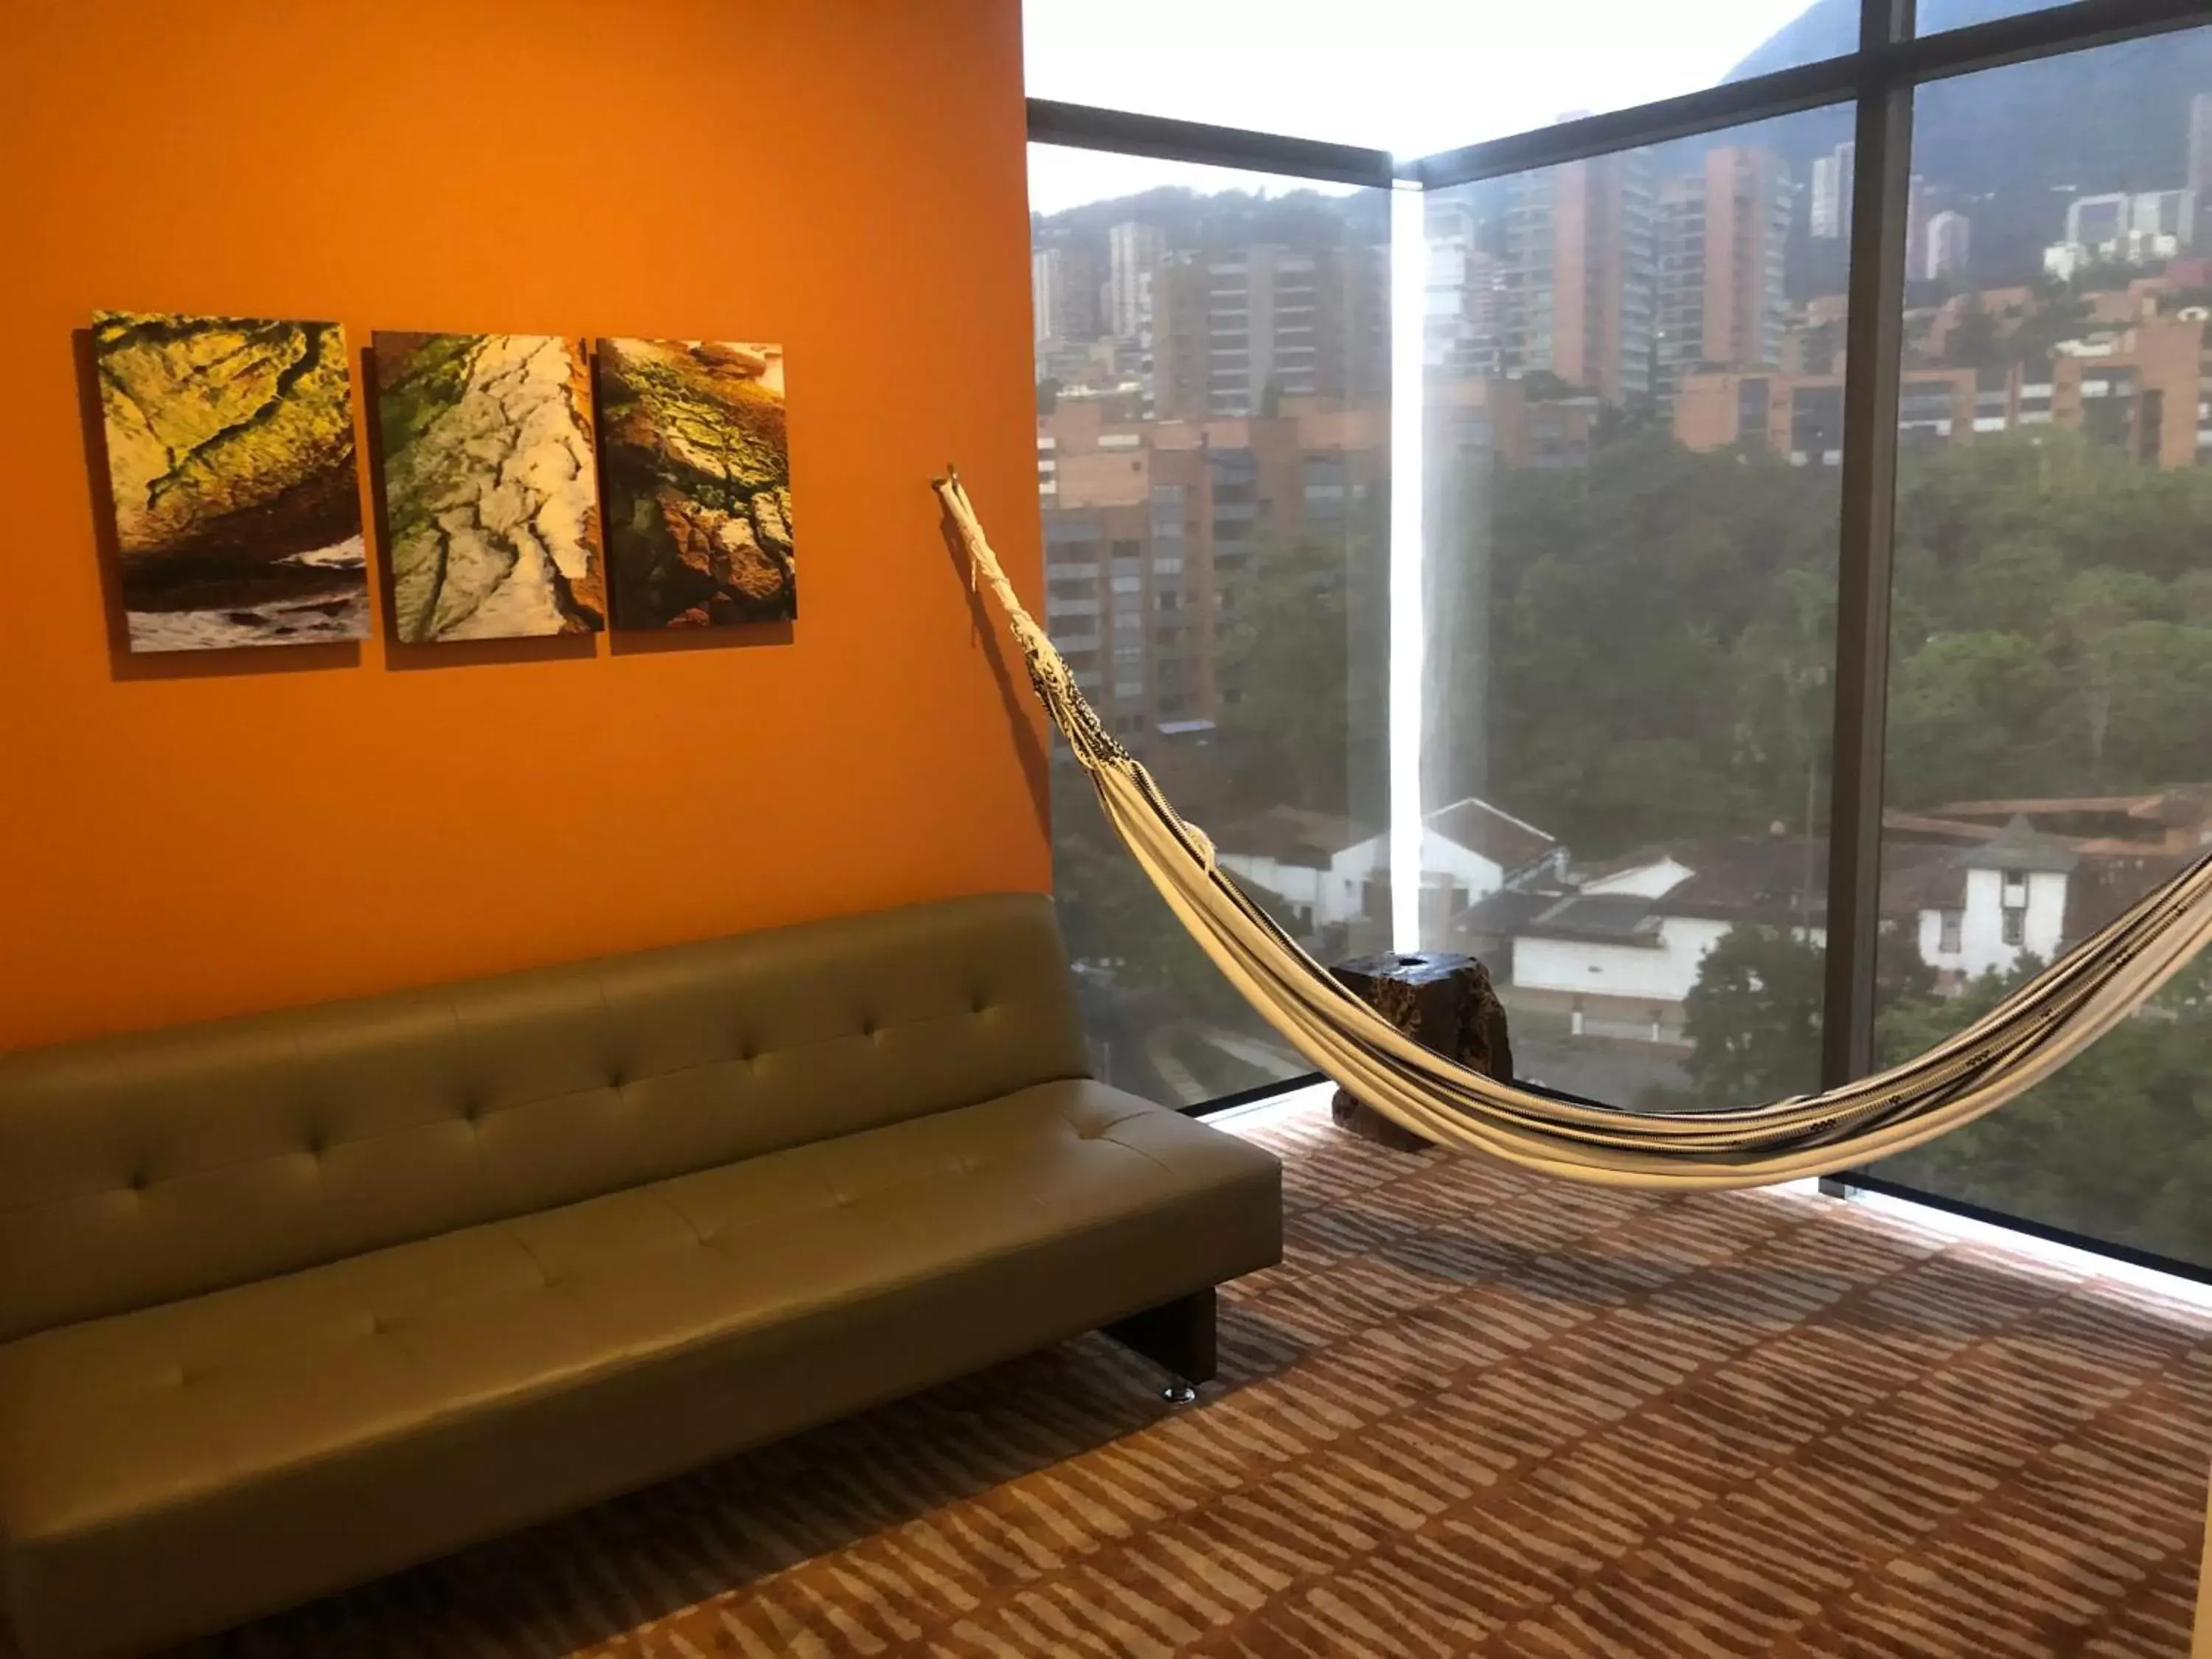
[1027,0,2210,1127]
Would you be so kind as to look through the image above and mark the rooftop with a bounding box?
[1212,804,1377,871]
[1959,816,2081,875]
[1423,796,1557,872]
[1522,892,1663,947]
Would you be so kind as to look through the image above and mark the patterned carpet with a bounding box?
[174,1096,2212,1658]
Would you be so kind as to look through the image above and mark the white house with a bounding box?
[1214,796,1562,938]
[1478,815,2120,1049]
[1206,807,1376,935]
[1497,836,1820,1046]
[1910,819,2075,987]
[1512,903,1733,1043]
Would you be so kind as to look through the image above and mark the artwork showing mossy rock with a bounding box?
[92,310,369,652]
[372,333,605,643]
[594,338,793,628]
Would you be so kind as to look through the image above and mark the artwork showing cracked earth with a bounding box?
[372,333,605,643]
[92,310,371,653]
[594,338,793,629]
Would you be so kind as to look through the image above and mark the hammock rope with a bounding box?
[932,471,2212,1189]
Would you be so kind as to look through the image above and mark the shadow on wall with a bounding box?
[608,621,794,656]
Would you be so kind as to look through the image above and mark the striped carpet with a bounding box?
[179,1095,2212,1658]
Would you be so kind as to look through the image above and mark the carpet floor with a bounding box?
[174,1096,2212,1659]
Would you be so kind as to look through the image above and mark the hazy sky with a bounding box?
[1025,0,1820,212]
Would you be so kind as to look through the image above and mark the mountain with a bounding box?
[1727,0,2041,79]
[1727,3,2211,284]
[1033,184,1388,253]
[1032,7,2211,293]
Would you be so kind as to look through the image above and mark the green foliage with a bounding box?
[1472,422,2210,1260]
[1871,957,2212,1265]
[1430,425,2212,855]
[1941,296,2003,369]
[1666,923,1935,1110]
[1213,498,1388,819]
[1680,926,1827,1104]
[1445,429,1843,857]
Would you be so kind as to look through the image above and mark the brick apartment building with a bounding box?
[1036,397,1388,747]
[1675,307,2212,467]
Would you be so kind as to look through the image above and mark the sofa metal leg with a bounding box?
[1105,1286,1217,1394]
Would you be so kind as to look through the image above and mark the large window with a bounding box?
[1031,151,1391,1107]
[1867,27,2212,1270]
[1028,0,2211,1277]
[1419,106,1853,1112]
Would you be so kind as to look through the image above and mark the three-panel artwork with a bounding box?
[89,312,796,653]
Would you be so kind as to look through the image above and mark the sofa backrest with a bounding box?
[0,893,1091,1343]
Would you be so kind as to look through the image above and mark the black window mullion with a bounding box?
[1026,99,1402,189]
[1819,0,1916,1103]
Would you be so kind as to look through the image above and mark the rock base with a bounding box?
[1328,950,1514,1154]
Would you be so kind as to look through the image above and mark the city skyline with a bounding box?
[1032,82,2212,430]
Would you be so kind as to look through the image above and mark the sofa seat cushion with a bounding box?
[0,1080,1280,1659]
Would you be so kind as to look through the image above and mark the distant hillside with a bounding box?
[1728,4,2211,283]
[1034,9,2211,292]
[1034,184,1388,251]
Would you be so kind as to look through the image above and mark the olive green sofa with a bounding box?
[0,893,1282,1658]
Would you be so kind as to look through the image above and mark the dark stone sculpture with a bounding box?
[1329,950,1514,1152]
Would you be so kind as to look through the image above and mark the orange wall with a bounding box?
[0,0,1048,1053]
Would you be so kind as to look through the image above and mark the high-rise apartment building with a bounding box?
[2049,189,2197,276]
[1107,220,1166,342]
[2132,189,2196,246]
[1422,198,1502,376]
[1147,244,1385,420]
[1031,245,1100,348]
[1655,146,1791,402]
[2066,192,2129,253]
[1499,150,1657,403]
[2190,92,2212,202]
[1810,141,1855,240]
[1034,401,1388,751]
[1924,209,1972,282]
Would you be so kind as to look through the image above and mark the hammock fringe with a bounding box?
[931,470,2212,1189]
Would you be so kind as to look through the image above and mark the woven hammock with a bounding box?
[933,470,2212,1189]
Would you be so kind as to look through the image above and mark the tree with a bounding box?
[1884,630,2062,805]
[1679,925,1826,1104]
[1941,294,2003,369]
[2056,566,2174,786]
[1874,956,2212,1265]
[1451,431,1846,858]
[1669,923,1935,1109]
[1213,509,1387,820]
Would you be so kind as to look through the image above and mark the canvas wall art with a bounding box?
[594,338,793,628]
[372,333,605,642]
[93,310,369,652]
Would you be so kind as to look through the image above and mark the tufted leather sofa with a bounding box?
[0,893,1282,1659]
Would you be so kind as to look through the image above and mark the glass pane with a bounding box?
[1025,0,1835,159]
[1419,105,1855,1110]
[1031,146,1392,1107]
[1870,27,2212,1270]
